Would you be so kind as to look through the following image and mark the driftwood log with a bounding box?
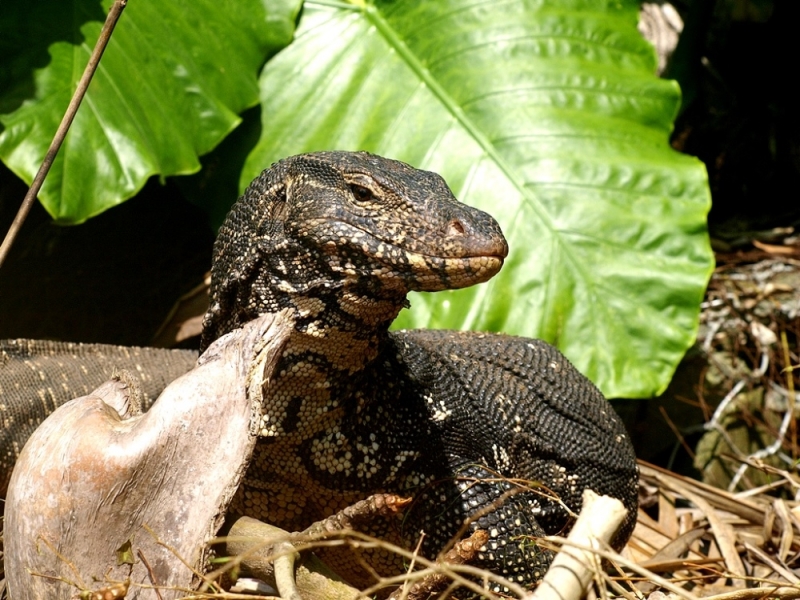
[4,310,293,599]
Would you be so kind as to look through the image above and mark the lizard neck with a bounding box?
[286,284,404,372]
[260,236,409,370]
[258,283,406,436]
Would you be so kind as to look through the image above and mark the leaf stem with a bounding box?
[0,0,129,269]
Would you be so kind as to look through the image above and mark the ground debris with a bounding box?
[627,460,800,600]
[695,252,800,490]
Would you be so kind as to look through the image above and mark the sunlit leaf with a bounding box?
[242,0,713,398]
[0,0,301,223]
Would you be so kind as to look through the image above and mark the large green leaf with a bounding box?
[243,0,714,398]
[0,0,302,223]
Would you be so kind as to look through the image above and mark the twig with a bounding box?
[388,531,426,600]
[707,379,747,430]
[302,531,529,599]
[659,405,697,461]
[438,469,571,557]
[0,0,128,269]
[530,490,628,600]
[36,534,87,590]
[386,530,489,600]
[535,539,702,600]
[743,542,799,585]
[701,585,800,600]
[660,475,747,582]
[137,549,164,600]
[729,382,796,490]
[142,523,210,586]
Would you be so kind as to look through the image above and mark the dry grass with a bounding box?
[625,459,800,600]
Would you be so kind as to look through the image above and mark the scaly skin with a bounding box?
[202,151,638,593]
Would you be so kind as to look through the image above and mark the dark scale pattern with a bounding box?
[198,151,638,592]
[394,331,638,549]
[407,463,552,594]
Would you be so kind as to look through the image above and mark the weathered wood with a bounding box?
[225,516,361,600]
[4,310,293,600]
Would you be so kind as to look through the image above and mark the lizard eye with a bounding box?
[349,184,373,204]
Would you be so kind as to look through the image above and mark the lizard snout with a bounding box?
[440,214,509,260]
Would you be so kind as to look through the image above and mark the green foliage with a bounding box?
[0,0,301,222]
[243,0,714,397]
[0,0,714,398]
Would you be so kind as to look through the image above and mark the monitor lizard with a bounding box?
[0,151,638,594]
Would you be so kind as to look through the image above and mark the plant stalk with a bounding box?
[0,0,129,269]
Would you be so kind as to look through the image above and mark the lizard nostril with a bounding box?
[447,219,466,236]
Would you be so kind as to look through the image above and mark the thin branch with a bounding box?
[533,538,702,600]
[0,0,128,269]
[137,549,164,600]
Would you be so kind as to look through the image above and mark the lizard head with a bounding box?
[271,151,508,294]
[202,151,508,348]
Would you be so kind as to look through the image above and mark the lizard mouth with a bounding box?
[307,211,508,293]
[388,251,505,291]
[333,224,507,292]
